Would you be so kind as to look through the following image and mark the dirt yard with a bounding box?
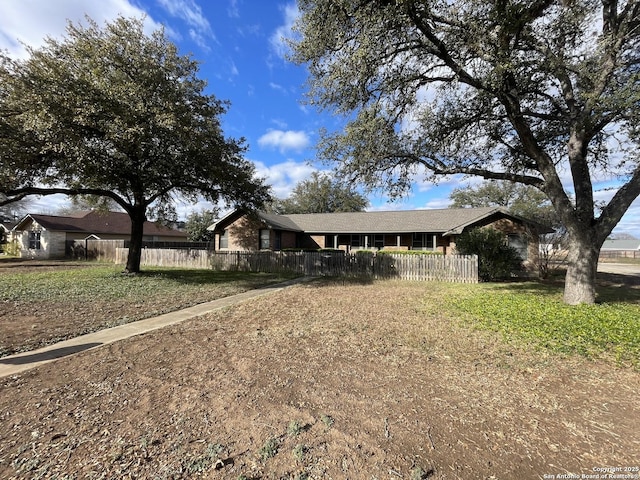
[0,260,290,357]
[0,270,639,479]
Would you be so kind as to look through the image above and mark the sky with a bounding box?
[0,0,638,237]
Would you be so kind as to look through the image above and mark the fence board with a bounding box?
[115,249,478,282]
[599,250,640,259]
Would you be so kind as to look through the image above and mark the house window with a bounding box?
[351,234,365,248]
[259,229,270,249]
[508,234,528,260]
[325,235,335,248]
[412,233,434,250]
[373,234,384,249]
[28,231,41,250]
[219,230,228,249]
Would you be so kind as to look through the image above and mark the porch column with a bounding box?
[397,235,401,248]
[334,235,338,249]
[364,235,369,249]
[433,234,437,251]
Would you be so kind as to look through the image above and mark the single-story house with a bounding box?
[12,210,188,259]
[208,207,551,263]
[600,238,640,259]
[601,238,640,251]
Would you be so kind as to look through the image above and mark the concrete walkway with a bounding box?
[0,277,314,379]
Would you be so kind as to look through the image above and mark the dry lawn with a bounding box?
[0,279,638,479]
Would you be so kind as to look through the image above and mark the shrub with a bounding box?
[1,241,20,257]
[455,228,523,281]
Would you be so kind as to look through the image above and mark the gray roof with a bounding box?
[282,207,507,234]
[260,207,528,235]
[602,239,640,250]
[256,212,304,232]
[210,207,549,235]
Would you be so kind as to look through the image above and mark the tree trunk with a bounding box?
[563,232,600,305]
[124,205,146,274]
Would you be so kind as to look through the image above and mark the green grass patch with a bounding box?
[0,264,296,303]
[444,282,640,368]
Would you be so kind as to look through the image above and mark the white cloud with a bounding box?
[269,2,298,59]
[270,118,288,130]
[157,0,215,49]
[227,0,240,18]
[253,160,317,198]
[269,82,288,94]
[0,0,162,58]
[258,129,311,153]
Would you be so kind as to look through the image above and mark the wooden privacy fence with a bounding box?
[115,248,478,283]
[68,239,125,262]
[115,247,212,269]
[599,250,640,259]
[69,239,210,262]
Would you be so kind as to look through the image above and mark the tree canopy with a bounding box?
[291,0,640,304]
[449,180,559,227]
[0,16,269,272]
[185,209,218,242]
[271,171,367,214]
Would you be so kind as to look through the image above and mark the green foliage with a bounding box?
[0,16,269,273]
[287,420,302,437]
[1,241,19,256]
[185,209,218,242]
[320,414,334,429]
[182,443,223,474]
[291,0,640,304]
[270,171,367,214]
[446,285,640,368]
[450,180,559,228]
[410,466,429,480]
[257,437,279,461]
[292,444,306,462]
[455,228,522,281]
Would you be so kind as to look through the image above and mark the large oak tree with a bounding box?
[0,16,269,273]
[271,171,368,214]
[291,0,640,304]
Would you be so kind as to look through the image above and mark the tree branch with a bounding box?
[1,186,129,211]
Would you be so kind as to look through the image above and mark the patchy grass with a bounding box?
[0,280,638,479]
[0,264,294,303]
[444,281,640,368]
[0,262,296,357]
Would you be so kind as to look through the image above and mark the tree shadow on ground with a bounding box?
[0,343,102,365]
[302,275,375,287]
[136,269,293,286]
[485,273,640,304]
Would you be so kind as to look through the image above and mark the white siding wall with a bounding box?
[18,224,67,259]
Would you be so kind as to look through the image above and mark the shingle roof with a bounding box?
[211,207,550,235]
[602,239,640,250]
[278,207,511,234]
[14,211,187,238]
[257,212,304,232]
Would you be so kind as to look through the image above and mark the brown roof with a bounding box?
[14,211,187,238]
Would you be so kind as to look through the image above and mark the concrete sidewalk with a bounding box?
[0,277,314,379]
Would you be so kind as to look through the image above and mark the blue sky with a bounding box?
[0,0,638,237]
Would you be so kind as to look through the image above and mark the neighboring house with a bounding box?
[601,239,640,251]
[12,210,188,259]
[1,220,18,249]
[209,207,551,263]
